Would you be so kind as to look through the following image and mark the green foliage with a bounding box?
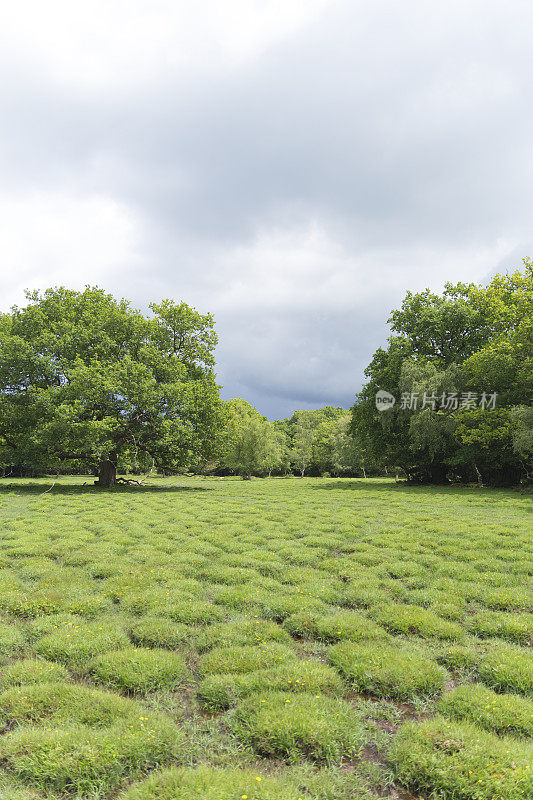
[329,642,445,700]
[0,682,140,729]
[389,716,533,800]
[0,287,221,484]
[231,691,370,763]
[438,684,533,737]
[351,260,533,485]
[221,399,285,478]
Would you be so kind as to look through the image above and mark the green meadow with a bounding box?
[0,476,531,800]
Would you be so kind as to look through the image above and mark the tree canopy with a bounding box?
[0,287,221,486]
[351,260,533,486]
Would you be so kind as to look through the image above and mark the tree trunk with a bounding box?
[473,462,484,488]
[97,452,118,487]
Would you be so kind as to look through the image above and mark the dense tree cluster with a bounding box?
[1,263,530,486]
[350,260,533,486]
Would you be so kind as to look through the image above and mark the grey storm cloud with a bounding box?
[1,1,533,416]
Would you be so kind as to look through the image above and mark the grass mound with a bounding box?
[436,643,479,672]
[198,660,343,711]
[0,682,141,728]
[118,764,312,800]
[200,642,295,675]
[167,599,225,625]
[196,617,292,651]
[0,716,186,797]
[88,647,188,693]
[283,610,387,643]
[468,611,533,644]
[35,620,129,668]
[231,691,370,763]
[328,641,445,699]
[0,622,26,656]
[389,715,533,800]
[0,658,69,687]
[475,641,533,695]
[438,683,533,737]
[369,603,464,640]
[129,617,194,649]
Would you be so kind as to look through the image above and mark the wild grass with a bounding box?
[389,716,533,800]
[438,683,533,737]
[88,647,189,693]
[328,641,446,700]
[231,691,370,763]
[0,474,530,798]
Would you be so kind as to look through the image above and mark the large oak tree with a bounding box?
[0,287,221,486]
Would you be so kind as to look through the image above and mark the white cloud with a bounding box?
[0,191,143,308]
[1,1,331,92]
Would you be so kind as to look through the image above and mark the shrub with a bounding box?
[0,658,69,687]
[369,604,464,640]
[129,618,194,649]
[475,641,533,695]
[231,691,370,763]
[200,643,295,675]
[0,716,186,796]
[196,617,292,651]
[118,765,312,800]
[0,622,26,656]
[198,660,343,711]
[438,683,533,737]
[389,716,533,800]
[468,611,533,645]
[35,620,129,668]
[88,648,188,693]
[328,642,445,700]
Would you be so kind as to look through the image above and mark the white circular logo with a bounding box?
[375,390,396,411]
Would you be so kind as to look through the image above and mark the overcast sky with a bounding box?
[1,1,532,417]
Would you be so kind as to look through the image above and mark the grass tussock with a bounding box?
[231,691,370,763]
[389,715,533,800]
[437,683,533,737]
[328,641,446,699]
[88,647,189,693]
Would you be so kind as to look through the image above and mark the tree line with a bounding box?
[0,260,531,487]
[351,259,532,486]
